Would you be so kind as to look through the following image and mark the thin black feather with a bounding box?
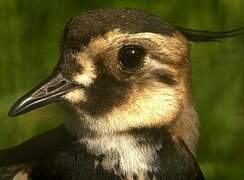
[176,26,244,42]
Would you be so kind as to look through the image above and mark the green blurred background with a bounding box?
[0,0,243,179]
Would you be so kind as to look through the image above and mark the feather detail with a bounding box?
[0,164,31,180]
[176,26,244,42]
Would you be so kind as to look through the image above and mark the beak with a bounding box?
[8,72,81,117]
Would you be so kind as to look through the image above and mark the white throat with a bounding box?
[64,113,160,175]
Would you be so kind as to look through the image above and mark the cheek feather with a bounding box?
[64,89,87,103]
[71,53,97,86]
[78,84,183,134]
[116,85,181,127]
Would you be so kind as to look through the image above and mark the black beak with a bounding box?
[8,72,81,117]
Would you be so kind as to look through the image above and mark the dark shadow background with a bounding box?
[0,0,243,179]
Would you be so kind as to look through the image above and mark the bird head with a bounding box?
[8,8,196,142]
[9,9,190,129]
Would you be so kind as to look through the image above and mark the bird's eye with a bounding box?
[118,45,146,72]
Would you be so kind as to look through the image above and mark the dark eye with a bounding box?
[118,45,146,72]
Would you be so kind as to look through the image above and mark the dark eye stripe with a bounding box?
[153,69,177,86]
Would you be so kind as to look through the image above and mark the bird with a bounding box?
[0,8,243,180]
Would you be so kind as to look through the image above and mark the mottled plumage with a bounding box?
[1,8,243,180]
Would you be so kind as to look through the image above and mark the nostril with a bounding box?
[33,89,47,97]
[47,80,66,92]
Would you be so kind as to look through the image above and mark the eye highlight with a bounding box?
[118,45,146,72]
